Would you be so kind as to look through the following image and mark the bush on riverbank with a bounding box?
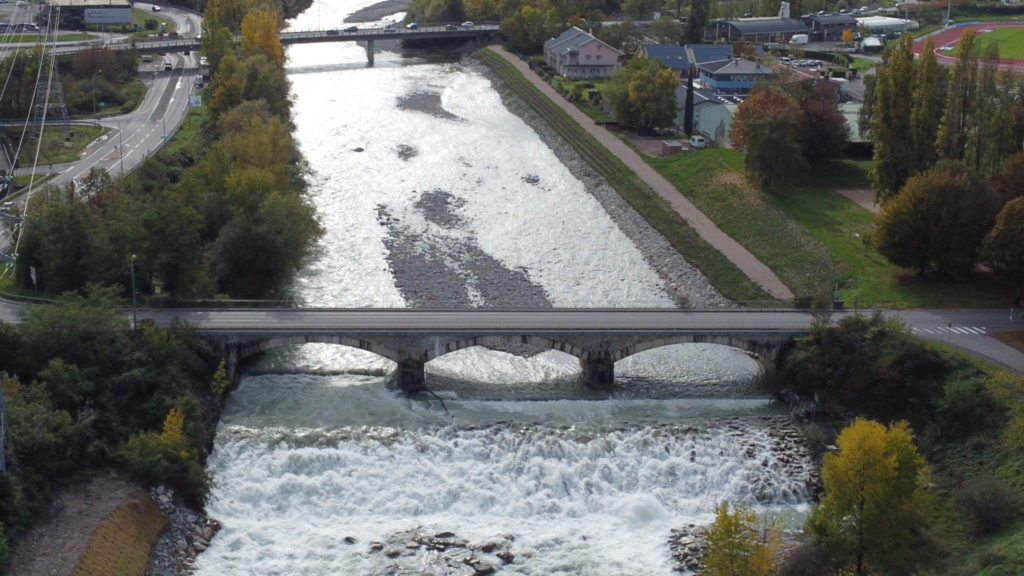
[0,290,223,539]
[773,313,1024,575]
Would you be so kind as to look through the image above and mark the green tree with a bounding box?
[870,35,917,204]
[909,36,944,174]
[683,66,694,136]
[729,85,805,188]
[687,0,711,43]
[982,197,1024,304]
[604,57,678,133]
[808,418,930,576]
[994,151,1024,206]
[705,501,779,576]
[936,30,978,162]
[873,160,998,276]
[791,80,848,166]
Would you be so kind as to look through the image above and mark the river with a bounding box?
[191,2,814,574]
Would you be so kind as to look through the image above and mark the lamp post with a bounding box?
[130,253,137,330]
[91,68,103,117]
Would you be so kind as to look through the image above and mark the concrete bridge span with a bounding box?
[175,307,814,391]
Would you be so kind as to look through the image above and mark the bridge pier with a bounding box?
[366,39,374,64]
[580,354,614,388]
[395,358,426,392]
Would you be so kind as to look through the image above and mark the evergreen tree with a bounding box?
[909,36,944,174]
[684,66,695,136]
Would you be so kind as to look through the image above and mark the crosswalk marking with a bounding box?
[912,326,987,336]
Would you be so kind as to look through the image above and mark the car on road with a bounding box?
[151,4,160,10]
[141,54,153,62]
[462,21,474,27]
[406,22,418,29]
[343,25,358,32]
[326,29,338,35]
[445,24,457,30]
[163,61,173,71]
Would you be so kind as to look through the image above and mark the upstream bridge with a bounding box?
[53,23,500,64]
[139,307,815,391]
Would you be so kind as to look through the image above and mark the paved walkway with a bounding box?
[489,46,794,300]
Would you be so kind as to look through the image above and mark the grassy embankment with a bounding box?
[475,48,771,304]
[648,151,840,302]
[71,497,168,576]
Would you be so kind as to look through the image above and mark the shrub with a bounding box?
[957,476,1021,537]
[116,431,210,508]
[932,378,1007,441]
[0,522,8,570]
[777,540,832,576]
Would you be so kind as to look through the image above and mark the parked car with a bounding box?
[689,134,707,149]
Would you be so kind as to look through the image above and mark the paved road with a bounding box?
[489,46,795,301]
[8,4,200,193]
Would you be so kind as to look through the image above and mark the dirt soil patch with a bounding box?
[8,471,146,576]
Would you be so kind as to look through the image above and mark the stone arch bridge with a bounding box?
[160,308,817,391]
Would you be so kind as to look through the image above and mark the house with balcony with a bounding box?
[543,27,625,79]
[698,58,774,95]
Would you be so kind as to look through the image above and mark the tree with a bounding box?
[240,10,285,68]
[687,0,711,43]
[683,66,694,136]
[729,85,805,188]
[909,36,944,175]
[604,58,678,133]
[994,151,1024,206]
[982,198,1024,304]
[704,501,779,576]
[808,418,930,576]
[870,35,917,203]
[935,30,978,162]
[791,81,849,166]
[873,160,998,276]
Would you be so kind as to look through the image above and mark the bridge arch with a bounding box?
[612,334,793,367]
[425,334,585,363]
[222,335,402,380]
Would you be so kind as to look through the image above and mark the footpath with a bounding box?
[489,46,794,301]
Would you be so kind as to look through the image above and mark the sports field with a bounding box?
[972,26,1024,60]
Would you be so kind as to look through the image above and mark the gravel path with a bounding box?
[6,471,146,576]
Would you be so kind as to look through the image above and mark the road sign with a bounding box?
[189,95,202,107]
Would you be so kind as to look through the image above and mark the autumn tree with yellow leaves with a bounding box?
[807,418,930,576]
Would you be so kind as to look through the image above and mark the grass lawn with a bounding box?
[648,149,841,301]
[768,160,1016,308]
[72,496,168,576]
[133,8,176,34]
[2,125,107,166]
[973,26,1024,60]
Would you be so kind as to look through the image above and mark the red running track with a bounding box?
[912,22,1024,72]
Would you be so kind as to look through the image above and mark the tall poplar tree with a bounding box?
[936,30,978,162]
[684,66,695,136]
[909,36,944,174]
[870,35,917,204]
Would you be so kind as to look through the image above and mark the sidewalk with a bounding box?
[489,46,794,301]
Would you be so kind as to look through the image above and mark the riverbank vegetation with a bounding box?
[749,313,1024,575]
[0,288,224,572]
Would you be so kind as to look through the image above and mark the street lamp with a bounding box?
[91,68,103,117]
[130,253,137,330]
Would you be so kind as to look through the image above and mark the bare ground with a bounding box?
[7,471,147,576]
